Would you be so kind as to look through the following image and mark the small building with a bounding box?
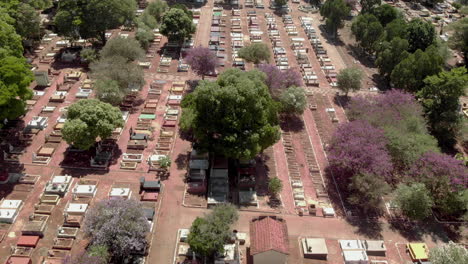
[250,216,289,264]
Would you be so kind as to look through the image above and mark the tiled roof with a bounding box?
[250,216,289,255]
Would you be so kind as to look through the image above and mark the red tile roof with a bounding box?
[17,235,40,247]
[250,216,289,255]
[4,256,31,264]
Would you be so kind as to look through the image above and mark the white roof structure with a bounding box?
[52,175,72,184]
[73,185,97,197]
[342,250,368,263]
[0,200,22,209]
[340,240,365,251]
[109,188,131,199]
[302,238,328,256]
[66,203,88,214]
[0,209,19,223]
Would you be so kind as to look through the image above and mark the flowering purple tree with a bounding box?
[406,152,468,215]
[185,46,218,79]
[258,64,302,96]
[327,120,393,183]
[83,198,150,260]
[408,152,468,190]
[347,89,424,129]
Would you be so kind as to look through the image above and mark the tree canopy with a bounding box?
[185,46,218,79]
[351,14,383,54]
[160,8,195,42]
[238,43,271,64]
[360,0,381,13]
[328,120,393,182]
[336,67,363,96]
[419,67,468,149]
[258,64,303,97]
[372,4,400,26]
[348,173,390,213]
[188,204,238,260]
[55,0,136,45]
[0,56,33,123]
[180,68,280,159]
[391,45,443,92]
[100,37,144,62]
[145,0,168,23]
[406,19,436,53]
[91,55,145,92]
[268,177,283,197]
[62,99,124,150]
[375,37,409,79]
[279,86,307,115]
[393,183,434,220]
[320,0,350,37]
[95,79,125,106]
[83,198,149,260]
[448,17,468,66]
[429,242,468,264]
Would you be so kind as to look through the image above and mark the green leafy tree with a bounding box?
[406,18,436,53]
[418,67,468,149]
[137,10,157,29]
[23,0,53,10]
[95,79,125,106]
[91,55,145,91]
[393,183,434,220]
[14,3,41,41]
[320,0,350,37]
[55,0,136,45]
[448,17,468,66]
[87,245,110,262]
[158,155,171,171]
[382,18,408,41]
[62,99,124,150]
[135,26,154,51]
[145,0,168,22]
[0,56,33,123]
[100,37,144,62]
[391,45,443,93]
[160,8,195,42]
[268,177,283,197]
[348,173,390,213]
[337,67,363,96]
[430,242,468,264]
[238,43,271,64]
[274,0,288,6]
[375,37,409,80]
[371,4,400,26]
[188,204,238,260]
[0,17,23,58]
[80,47,98,64]
[279,86,307,115]
[360,0,381,13]
[180,69,280,159]
[351,14,384,54]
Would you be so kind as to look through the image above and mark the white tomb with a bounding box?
[66,203,88,215]
[72,185,97,197]
[52,175,72,184]
[0,209,19,223]
[109,188,132,199]
[0,200,22,209]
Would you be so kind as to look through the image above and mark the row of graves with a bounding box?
[208,7,228,73]
[282,15,321,87]
[231,8,246,70]
[138,29,164,70]
[265,13,291,71]
[3,174,160,263]
[299,16,339,88]
[1,69,94,166]
[185,150,259,208]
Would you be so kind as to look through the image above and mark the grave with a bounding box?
[65,203,88,215]
[57,226,79,238]
[109,188,132,199]
[72,185,97,197]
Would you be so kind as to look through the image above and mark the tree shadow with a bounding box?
[318,24,345,47]
[388,218,451,242]
[346,44,376,69]
[175,152,189,170]
[333,94,350,109]
[280,115,305,133]
[347,218,384,239]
